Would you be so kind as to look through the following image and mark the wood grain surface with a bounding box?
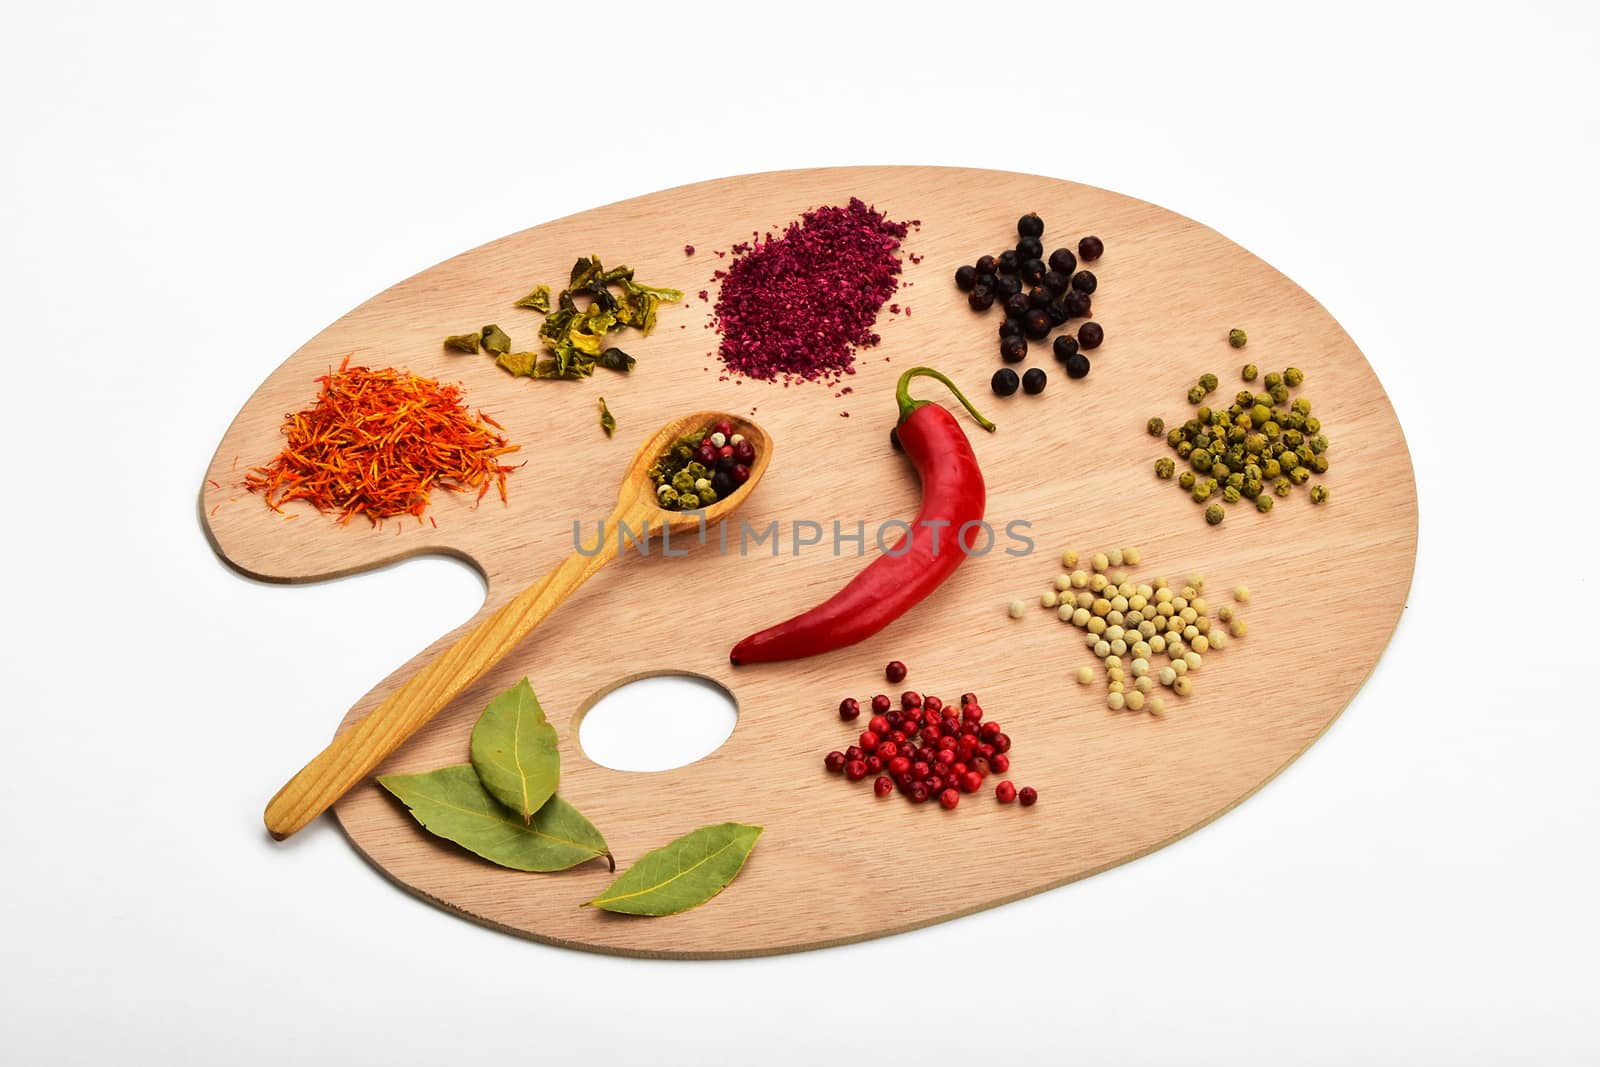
[201,166,1418,958]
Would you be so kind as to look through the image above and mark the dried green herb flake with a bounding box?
[596,347,635,373]
[598,397,615,437]
[496,350,539,377]
[514,285,551,312]
[443,331,482,354]
[480,324,512,356]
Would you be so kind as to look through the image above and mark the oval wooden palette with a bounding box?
[202,166,1417,958]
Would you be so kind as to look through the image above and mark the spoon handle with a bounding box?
[264,512,629,840]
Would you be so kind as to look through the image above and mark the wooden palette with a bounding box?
[202,166,1417,958]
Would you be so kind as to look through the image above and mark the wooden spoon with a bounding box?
[263,411,772,840]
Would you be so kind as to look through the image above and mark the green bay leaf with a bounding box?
[378,765,609,872]
[585,822,761,916]
[469,677,559,822]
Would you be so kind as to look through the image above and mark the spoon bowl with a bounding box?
[613,411,773,534]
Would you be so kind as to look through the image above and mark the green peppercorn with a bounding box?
[1222,485,1241,504]
[1176,440,1194,459]
[1226,472,1245,491]
[656,485,681,507]
[1292,397,1312,416]
[1190,449,1213,472]
[679,491,700,509]
[1195,406,1212,424]
[1241,363,1258,381]
[1311,454,1330,474]
[1205,503,1225,525]
[1166,427,1184,448]
[685,461,709,480]
[1289,465,1311,486]
[671,469,696,494]
[1283,429,1304,449]
[1264,371,1282,390]
[1229,328,1249,349]
[1270,385,1290,406]
[1179,471,1197,491]
[1274,476,1293,497]
[1284,366,1305,387]
[1184,418,1202,437]
[1235,390,1255,408]
[1192,482,1213,502]
[1262,457,1281,480]
[1309,434,1328,455]
[1304,416,1321,434]
[1199,373,1219,393]
[1187,385,1207,405]
[1255,494,1273,513]
[1211,461,1231,479]
[1147,416,1166,437]
[1242,477,1262,499]
[1155,457,1176,479]
[1243,432,1265,454]
[1310,484,1329,504]
[1285,412,1306,432]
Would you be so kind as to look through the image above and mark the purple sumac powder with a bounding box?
[713,198,911,383]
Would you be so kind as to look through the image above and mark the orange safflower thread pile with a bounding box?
[245,358,520,525]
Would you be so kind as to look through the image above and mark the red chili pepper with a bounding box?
[730,366,994,666]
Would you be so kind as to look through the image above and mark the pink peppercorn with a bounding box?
[940,789,960,810]
[993,733,1012,754]
[874,776,893,797]
[859,731,879,752]
[901,691,922,710]
[996,781,1017,804]
[885,660,907,684]
[871,694,892,714]
[991,753,1011,774]
[1018,786,1038,806]
[923,695,944,716]
[838,698,860,721]
[846,759,869,782]
[825,751,846,773]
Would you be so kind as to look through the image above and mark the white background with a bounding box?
[3,2,1597,1064]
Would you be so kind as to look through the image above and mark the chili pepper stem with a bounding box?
[895,367,997,432]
